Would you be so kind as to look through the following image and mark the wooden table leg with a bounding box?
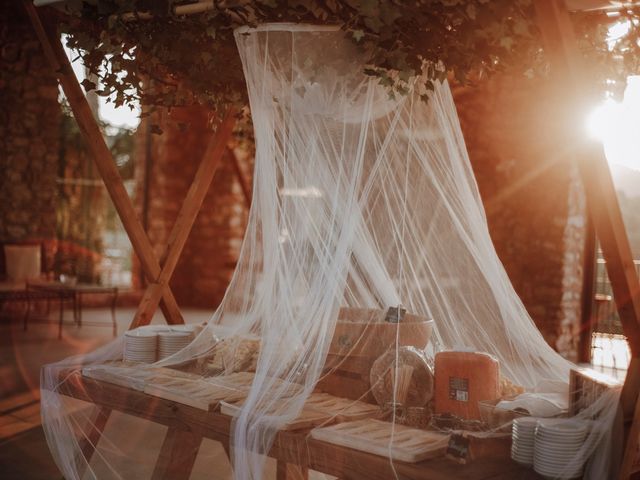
[276,460,308,480]
[75,407,112,477]
[152,428,202,480]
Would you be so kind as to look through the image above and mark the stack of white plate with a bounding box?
[158,331,193,360]
[533,419,589,479]
[123,329,158,363]
[511,417,538,466]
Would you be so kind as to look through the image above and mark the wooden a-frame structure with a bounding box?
[22,0,640,478]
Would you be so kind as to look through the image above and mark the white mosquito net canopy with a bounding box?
[41,23,621,480]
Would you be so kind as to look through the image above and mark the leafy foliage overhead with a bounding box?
[55,0,640,112]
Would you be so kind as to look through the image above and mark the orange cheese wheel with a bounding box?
[434,351,500,420]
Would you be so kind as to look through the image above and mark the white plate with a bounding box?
[512,436,535,444]
[535,441,585,450]
[535,465,584,474]
[534,453,584,463]
[159,332,192,338]
[125,330,158,338]
[512,453,534,461]
[512,456,533,462]
[535,436,586,445]
[536,439,585,448]
[534,457,585,469]
[511,448,534,455]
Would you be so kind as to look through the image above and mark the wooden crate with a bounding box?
[319,307,433,401]
[569,367,621,416]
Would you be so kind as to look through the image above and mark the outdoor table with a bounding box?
[56,372,543,480]
[0,281,74,339]
[26,281,119,338]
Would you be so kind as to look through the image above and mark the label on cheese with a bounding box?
[449,376,469,402]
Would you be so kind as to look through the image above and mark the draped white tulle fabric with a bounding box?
[41,24,620,480]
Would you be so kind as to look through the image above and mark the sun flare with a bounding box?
[587,76,640,171]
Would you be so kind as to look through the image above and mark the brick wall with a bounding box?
[0,3,61,260]
[453,74,587,360]
[133,105,250,308]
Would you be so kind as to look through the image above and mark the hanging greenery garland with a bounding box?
[53,0,640,112]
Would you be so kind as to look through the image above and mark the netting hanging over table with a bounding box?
[41,24,622,480]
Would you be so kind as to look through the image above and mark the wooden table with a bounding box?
[55,372,543,480]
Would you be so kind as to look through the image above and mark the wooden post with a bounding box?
[533,1,640,478]
[579,213,597,363]
[130,108,237,329]
[23,0,184,325]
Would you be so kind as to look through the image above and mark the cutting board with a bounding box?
[82,364,161,391]
[82,363,205,391]
[143,372,253,411]
[219,400,333,430]
[311,419,448,463]
[305,393,381,421]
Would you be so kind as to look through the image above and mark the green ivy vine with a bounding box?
[52,1,640,113]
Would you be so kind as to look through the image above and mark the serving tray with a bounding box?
[311,419,448,463]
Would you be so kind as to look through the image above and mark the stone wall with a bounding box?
[452,75,587,360]
[133,106,250,308]
[0,3,61,263]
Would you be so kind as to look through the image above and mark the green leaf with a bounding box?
[352,29,365,42]
[80,79,97,92]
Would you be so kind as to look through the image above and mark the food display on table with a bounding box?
[205,335,261,374]
[80,310,602,478]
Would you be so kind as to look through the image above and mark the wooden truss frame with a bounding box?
[24,0,640,478]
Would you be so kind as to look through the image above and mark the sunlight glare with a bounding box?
[607,19,631,49]
[587,76,640,171]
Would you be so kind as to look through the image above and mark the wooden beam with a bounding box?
[229,148,253,209]
[130,108,237,329]
[23,0,183,325]
[533,1,640,478]
[579,212,597,363]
